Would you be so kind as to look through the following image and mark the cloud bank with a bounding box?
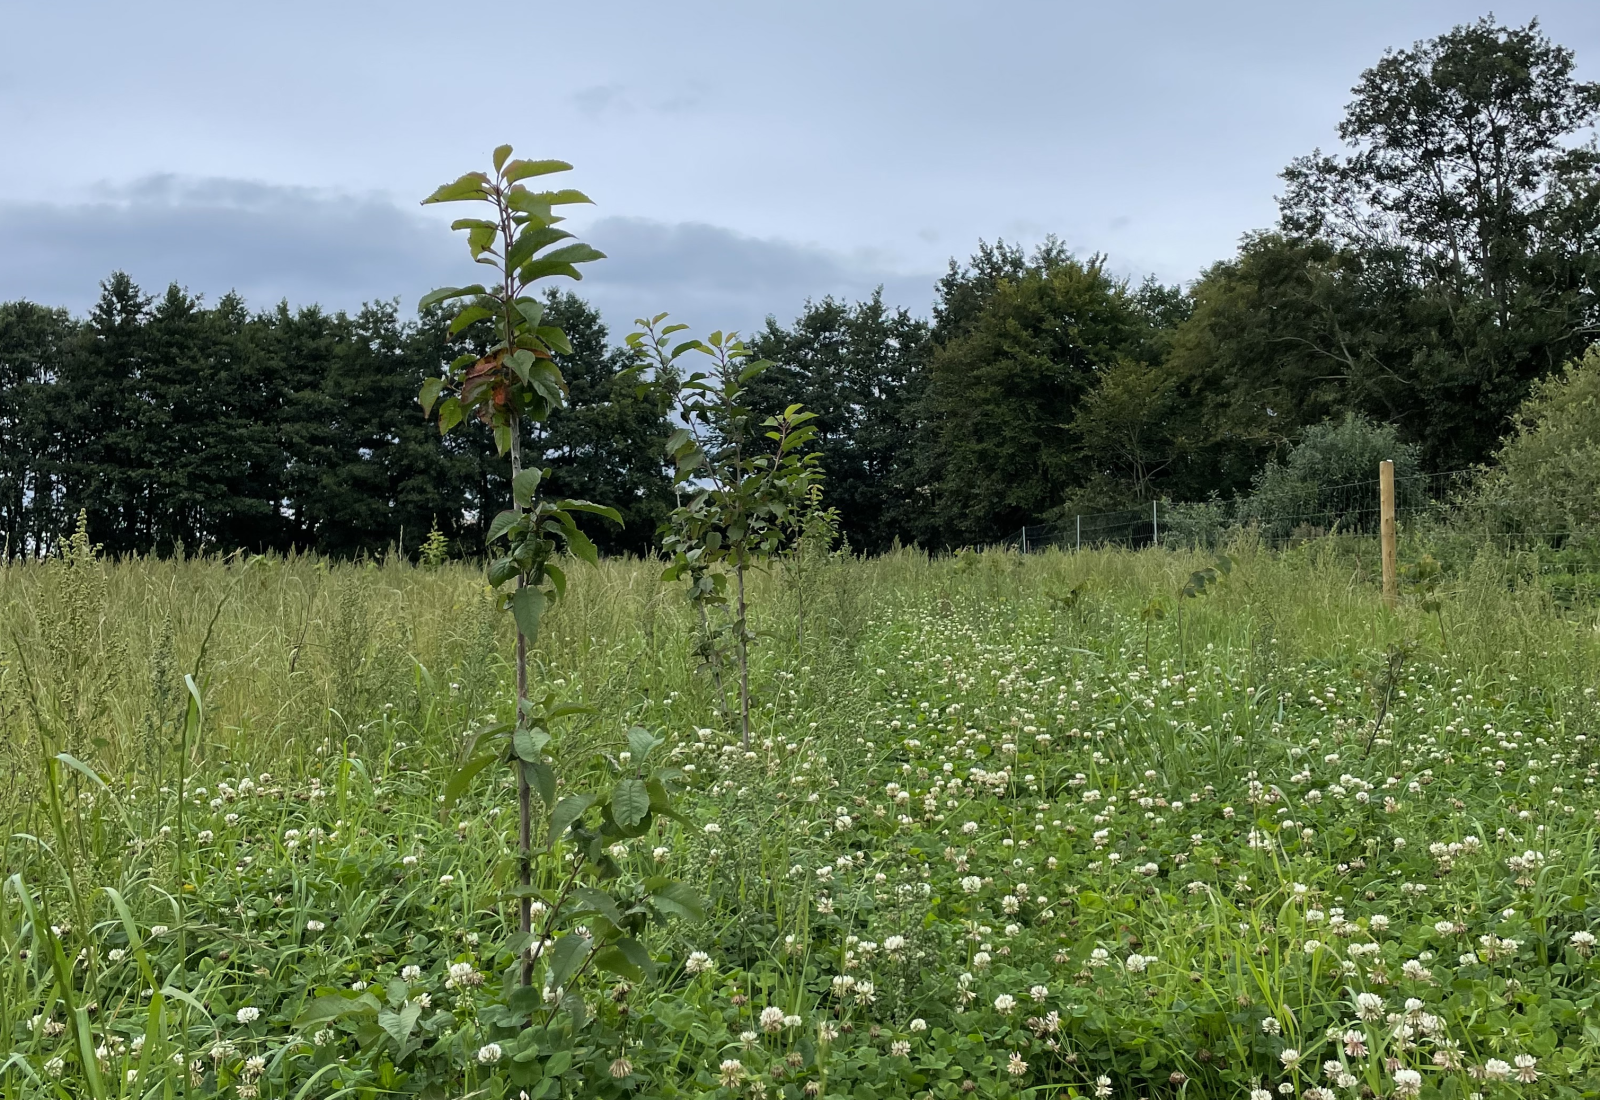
[0,178,938,338]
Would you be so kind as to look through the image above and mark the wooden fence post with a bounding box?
[1379,459,1398,608]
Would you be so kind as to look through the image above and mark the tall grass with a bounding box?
[4,534,1600,1097]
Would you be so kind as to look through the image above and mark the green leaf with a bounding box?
[592,945,643,982]
[544,560,567,599]
[555,499,623,524]
[564,526,598,566]
[533,242,606,267]
[449,303,495,335]
[437,396,463,435]
[518,260,582,283]
[645,777,688,823]
[503,159,573,183]
[546,933,590,989]
[646,879,706,923]
[418,284,486,311]
[422,173,490,204]
[295,993,380,1028]
[613,936,655,978]
[512,727,550,763]
[493,144,514,172]
[535,325,573,356]
[626,726,659,762]
[378,1001,422,1047]
[527,759,557,808]
[507,226,575,272]
[514,298,546,330]
[523,188,595,206]
[572,886,626,928]
[549,792,595,844]
[511,587,546,643]
[513,468,543,508]
[418,377,444,416]
[487,509,520,545]
[612,778,650,828]
[441,752,497,812]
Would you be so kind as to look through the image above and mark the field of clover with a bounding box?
[3,540,1600,1100]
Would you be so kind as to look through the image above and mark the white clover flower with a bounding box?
[1392,1069,1421,1098]
[1279,1047,1301,1069]
[1482,1058,1511,1081]
[476,1043,502,1064]
[1513,1054,1539,1083]
[446,961,482,989]
[1261,1015,1281,1035]
[1124,952,1153,973]
[306,920,325,932]
[1029,983,1048,1002]
[235,1006,261,1024]
[1006,1052,1028,1076]
[1355,992,1385,1021]
[718,1058,744,1086]
[960,875,982,894]
[909,1018,928,1033]
[703,822,722,835]
[1094,1076,1112,1098]
[993,994,1016,1014]
[685,950,714,975]
[609,1056,633,1078]
[401,964,422,981]
[759,1006,785,1033]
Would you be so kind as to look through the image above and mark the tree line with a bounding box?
[2,16,1597,559]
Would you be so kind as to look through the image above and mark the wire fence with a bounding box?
[1004,466,1600,604]
[1010,469,1484,552]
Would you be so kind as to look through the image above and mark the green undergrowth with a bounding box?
[3,540,1600,1099]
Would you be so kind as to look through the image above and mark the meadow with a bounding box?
[3,532,1600,1100]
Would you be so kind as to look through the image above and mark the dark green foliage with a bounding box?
[744,290,928,554]
[529,292,674,557]
[0,273,662,560]
[1245,413,1423,537]
[914,242,1165,546]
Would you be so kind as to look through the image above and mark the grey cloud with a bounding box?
[0,178,938,338]
[577,217,938,338]
[0,176,463,315]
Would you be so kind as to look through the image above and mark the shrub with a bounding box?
[1245,413,1421,539]
[1473,345,1600,540]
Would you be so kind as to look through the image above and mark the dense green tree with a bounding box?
[912,243,1160,546]
[745,290,929,554]
[0,301,78,555]
[1275,16,1600,467]
[527,291,674,557]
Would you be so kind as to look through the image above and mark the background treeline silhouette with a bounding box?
[2,16,1598,558]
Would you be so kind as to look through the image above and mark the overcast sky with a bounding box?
[2,1,1598,338]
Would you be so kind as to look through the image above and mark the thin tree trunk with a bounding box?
[509,412,533,987]
[695,599,728,718]
[737,562,751,747]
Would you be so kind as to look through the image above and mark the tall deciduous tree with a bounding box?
[913,242,1157,546]
[1277,15,1600,466]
